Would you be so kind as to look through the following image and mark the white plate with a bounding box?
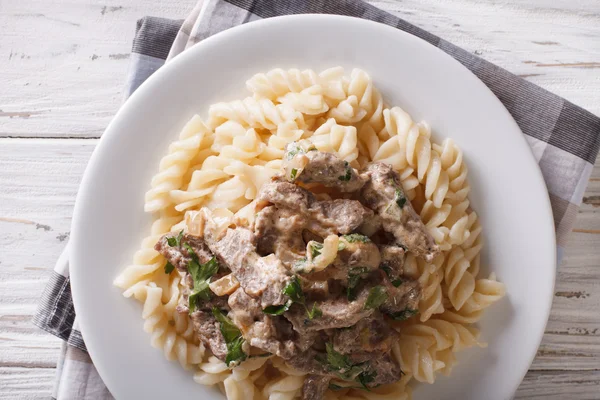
[71,14,556,400]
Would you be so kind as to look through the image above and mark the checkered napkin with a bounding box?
[33,0,600,398]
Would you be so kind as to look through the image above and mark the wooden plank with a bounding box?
[516,370,600,400]
[0,0,598,139]
[0,367,56,399]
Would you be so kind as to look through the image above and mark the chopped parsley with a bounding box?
[342,233,370,243]
[166,230,184,247]
[290,168,298,180]
[212,307,247,366]
[282,276,305,303]
[395,188,407,209]
[309,242,323,259]
[391,278,404,287]
[188,257,220,312]
[164,261,175,274]
[386,308,419,321]
[347,267,369,301]
[324,343,376,385]
[263,300,293,315]
[337,241,347,251]
[364,286,388,310]
[306,303,322,319]
[264,276,321,320]
[338,162,352,182]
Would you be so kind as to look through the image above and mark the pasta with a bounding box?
[116,67,505,400]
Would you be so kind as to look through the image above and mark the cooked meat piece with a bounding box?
[255,206,306,268]
[155,233,213,271]
[285,348,331,376]
[228,288,296,359]
[379,245,406,279]
[190,310,228,361]
[380,278,421,316]
[367,353,404,386]
[285,148,367,192]
[284,287,374,333]
[204,226,291,308]
[332,313,395,363]
[360,162,439,261]
[336,236,381,271]
[301,375,331,400]
[258,180,373,237]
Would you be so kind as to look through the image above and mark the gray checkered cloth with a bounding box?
[33,0,600,398]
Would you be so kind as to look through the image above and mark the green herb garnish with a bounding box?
[212,307,247,366]
[395,188,407,209]
[338,162,352,182]
[347,267,369,301]
[309,242,323,259]
[386,308,419,321]
[166,230,184,247]
[357,369,377,389]
[266,276,321,320]
[342,233,370,243]
[283,276,305,303]
[364,286,388,310]
[188,257,220,312]
[391,278,404,287]
[290,168,298,180]
[307,303,322,320]
[164,261,175,274]
[324,343,367,381]
[263,300,293,315]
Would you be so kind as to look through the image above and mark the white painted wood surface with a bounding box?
[0,0,598,398]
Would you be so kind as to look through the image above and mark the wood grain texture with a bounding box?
[0,0,598,398]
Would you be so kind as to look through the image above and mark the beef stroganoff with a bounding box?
[115,67,506,400]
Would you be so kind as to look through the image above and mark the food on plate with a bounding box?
[115,67,506,400]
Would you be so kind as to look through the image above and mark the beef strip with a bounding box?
[284,147,367,192]
[284,286,374,333]
[360,162,439,261]
[366,353,404,386]
[155,232,214,271]
[301,375,331,400]
[203,224,291,308]
[379,245,406,279]
[380,278,421,316]
[332,313,394,362]
[254,206,306,268]
[190,310,228,361]
[228,288,296,358]
[257,180,373,237]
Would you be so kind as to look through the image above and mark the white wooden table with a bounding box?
[1,0,598,398]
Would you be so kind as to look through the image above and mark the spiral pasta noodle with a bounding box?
[117,67,505,400]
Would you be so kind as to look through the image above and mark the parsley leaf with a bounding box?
[326,342,352,371]
[277,276,322,320]
[395,189,407,209]
[188,257,220,312]
[283,276,305,304]
[164,261,175,274]
[290,168,298,180]
[338,162,352,182]
[347,267,369,301]
[309,242,323,259]
[391,278,404,287]
[307,303,322,320]
[386,308,419,321]
[166,230,184,247]
[263,300,293,315]
[342,233,370,243]
[364,286,388,310]
[212,307,247,366]
[357,369,377,389]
